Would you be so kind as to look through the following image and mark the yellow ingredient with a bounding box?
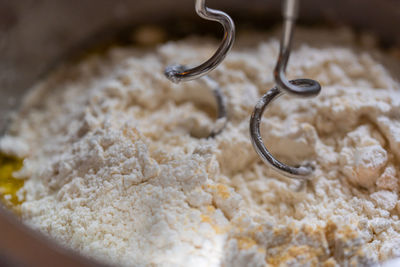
[0,153,24,210]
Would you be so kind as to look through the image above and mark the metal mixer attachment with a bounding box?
[164,0,235,137]
[249,0,322,180]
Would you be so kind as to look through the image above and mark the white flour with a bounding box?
[1,27,400,266]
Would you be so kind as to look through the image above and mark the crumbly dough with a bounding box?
[1,27,400,266]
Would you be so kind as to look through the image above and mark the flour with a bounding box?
[1,27,400,266]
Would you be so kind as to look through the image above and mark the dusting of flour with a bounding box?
[1,27,400,266]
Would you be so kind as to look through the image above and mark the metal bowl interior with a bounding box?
[0,0,399,266]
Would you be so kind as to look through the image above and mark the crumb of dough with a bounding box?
[1,27,400,266]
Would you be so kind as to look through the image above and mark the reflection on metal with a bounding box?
[164,0,235,137]
[250,0,321,180]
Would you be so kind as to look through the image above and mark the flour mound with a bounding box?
[2,27,400,266]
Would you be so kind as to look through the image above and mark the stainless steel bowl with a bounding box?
[0,0,399,266]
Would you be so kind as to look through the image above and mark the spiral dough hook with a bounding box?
[164,0,235,137]
[250,0,321,180]
[164,0,235,83]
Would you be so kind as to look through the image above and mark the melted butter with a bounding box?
[0,153,24,210]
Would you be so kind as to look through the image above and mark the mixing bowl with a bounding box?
[0,0,399,266]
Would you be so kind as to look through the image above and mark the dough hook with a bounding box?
[250,0,321,180]
[164,0,235,83]
[164,0,235,137]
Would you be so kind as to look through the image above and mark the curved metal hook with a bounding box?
[201,76,228,138]
[164,0,235,83]
[164,0,234,138]
[274,0,321,97]
[250,81,314,180]
[250,0,321,179]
